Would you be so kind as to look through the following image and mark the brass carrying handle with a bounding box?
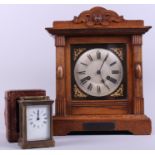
[135,64,142,79]
[57,66,63,79]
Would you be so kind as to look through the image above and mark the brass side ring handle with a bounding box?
[135,64,142,79]
[57,66,63,79]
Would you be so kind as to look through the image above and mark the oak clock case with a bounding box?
[18,97,55,149]
[46,7,152,136]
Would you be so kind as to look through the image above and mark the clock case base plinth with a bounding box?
[18,139,55,149]
[53,115,151,135]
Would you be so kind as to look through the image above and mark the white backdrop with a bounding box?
[0,4,155,149]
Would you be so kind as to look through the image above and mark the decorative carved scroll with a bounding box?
[74,85,87,98]
[73,7,124,27]
[110,84,123,97]
[74,48,86,61]
[110,48,123,60]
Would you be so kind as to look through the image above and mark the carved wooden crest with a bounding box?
[73,7,124,27]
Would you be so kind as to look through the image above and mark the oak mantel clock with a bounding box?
[46,6,152,135]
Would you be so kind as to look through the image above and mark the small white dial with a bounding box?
[74,48,123,97]
[26,105,50,141]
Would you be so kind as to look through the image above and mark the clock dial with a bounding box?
[74,48,123,97]
[26,105,50,141]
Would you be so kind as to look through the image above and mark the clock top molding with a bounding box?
[46,6,151,36]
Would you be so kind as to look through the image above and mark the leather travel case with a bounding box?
[4,90,46,142]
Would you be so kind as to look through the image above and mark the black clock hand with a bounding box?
[97,54,109,75]
[37,110,40,120]
[99,54,109,71]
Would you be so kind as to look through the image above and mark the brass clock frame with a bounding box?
[18,97,55,149]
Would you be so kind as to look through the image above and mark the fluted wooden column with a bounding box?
[55,35,66,116]
[132,35,144,114]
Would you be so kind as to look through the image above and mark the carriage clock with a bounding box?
[46,6,152,135]
[18,96,55,149]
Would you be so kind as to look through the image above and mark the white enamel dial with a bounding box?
[26,105,50,141]
[74,48,123,97]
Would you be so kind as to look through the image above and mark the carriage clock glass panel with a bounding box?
[71,44,127,100]
[26,104,50,141]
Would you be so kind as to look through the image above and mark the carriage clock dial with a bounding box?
[74,48,123,97]
[26,105,50,141]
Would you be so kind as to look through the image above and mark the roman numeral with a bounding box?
[80,76,91,85]
[87,54,93,61]
[96,51,101,59]
[97,85,101,94]
[81,62,88,66]
[106,76,117,84]
[112,70,120,74]
[77,71,86,75]
[43,121,47,124]
[30,122,33,125]
[87,83,93,91]
[110,61,117,66]
[101,79,110,90]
